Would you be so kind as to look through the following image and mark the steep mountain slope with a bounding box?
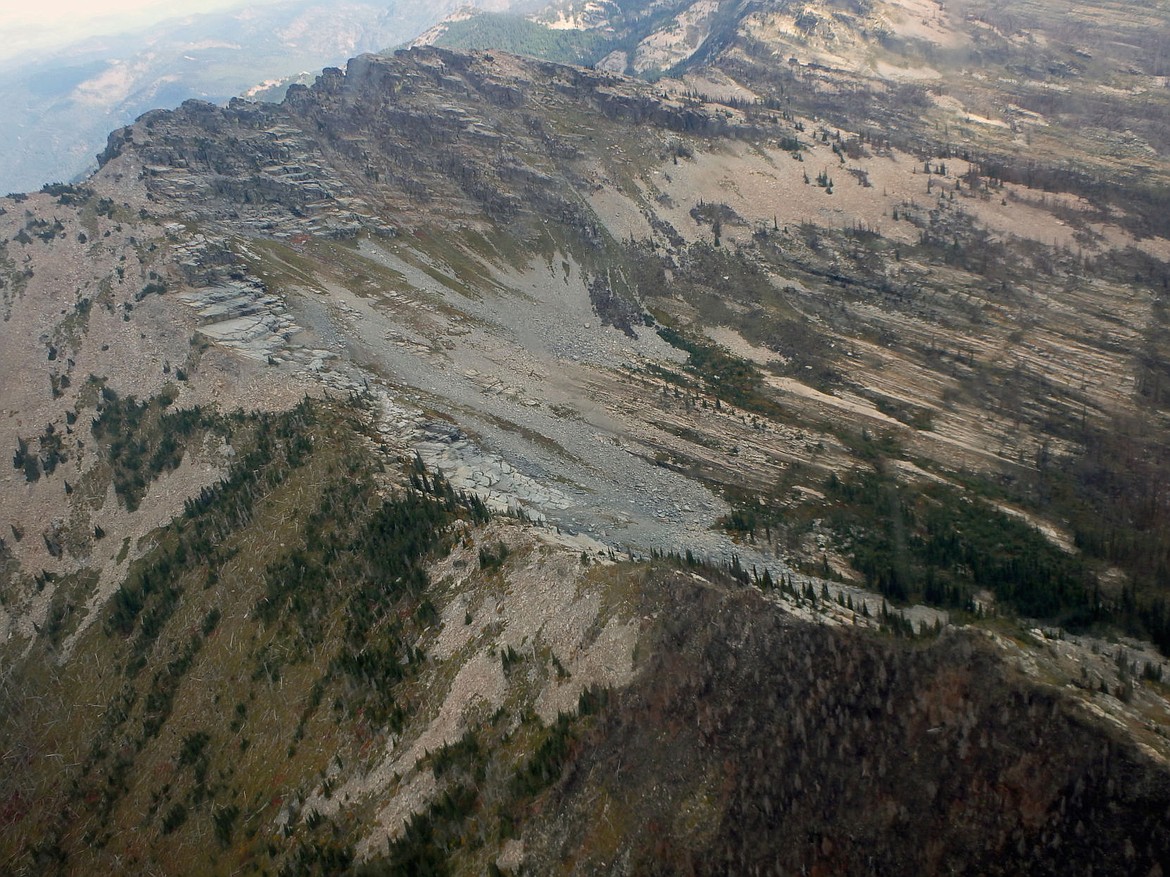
[420,0,1170,209]
[2,38,1170,875]
[6,422,1167,873]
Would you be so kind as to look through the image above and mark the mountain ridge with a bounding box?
[0,0,523,195]
[3,24,1170,875]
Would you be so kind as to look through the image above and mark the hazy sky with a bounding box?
[0,0,285,59]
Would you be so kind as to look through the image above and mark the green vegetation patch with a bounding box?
[656,325,782,417]
[90,382,225,511]
[822,470,1092,619]
[431,13,613,67]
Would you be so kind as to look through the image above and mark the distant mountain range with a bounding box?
[0,0,512,194]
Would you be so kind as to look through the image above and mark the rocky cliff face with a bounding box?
[99,47,768,239]
[0,0,507,194]
[3,39,1170,876]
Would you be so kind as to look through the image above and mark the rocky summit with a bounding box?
[3,9,1170,874]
